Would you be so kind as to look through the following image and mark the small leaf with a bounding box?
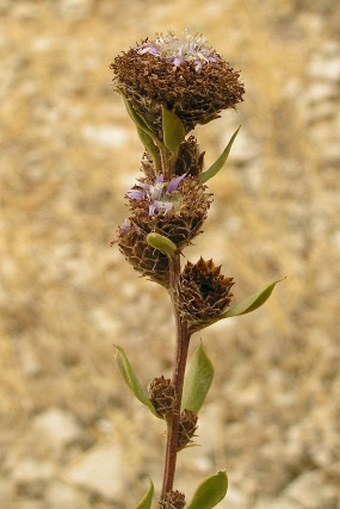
[135,480,154,509]
[162,106,186,155]
[114,345,159,417]
[136,126,160,164]
[147,232,177,257]
[200,126,240,184]
[185,471,228,509]
[123,95,161,144]
[182,342,214,414]
[219,277,285,320]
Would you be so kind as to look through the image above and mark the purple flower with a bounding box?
[137,30,220,72]
[127,174,186,216]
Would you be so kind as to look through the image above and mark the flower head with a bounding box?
[179,257,234,332]
[110,30,245,137]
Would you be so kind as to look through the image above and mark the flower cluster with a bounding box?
[112,30,237,324]
[115,171,212,287]
[110,30,244,137]
[137,29,219,71]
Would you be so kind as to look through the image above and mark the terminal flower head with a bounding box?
[110,30,244,137]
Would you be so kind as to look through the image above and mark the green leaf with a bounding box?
[200,126,240,184]
[135,480,154,509]
[147,232,177,257]
[185,471,228,509]
[219,277,285,320]
[114,345,159,417]
[181,342,214,414]
[162,106,186,155]
[136,125,161,164]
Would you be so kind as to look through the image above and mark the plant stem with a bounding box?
[160,253,191,503]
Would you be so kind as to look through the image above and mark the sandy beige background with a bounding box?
[0,1,339,508]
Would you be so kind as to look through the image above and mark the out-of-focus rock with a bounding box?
[64,441,125,500]
[32,407,83,448]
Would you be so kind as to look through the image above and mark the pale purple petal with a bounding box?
[173,57,183,67]
[148,202,157,216]
[166,174,186,193]
[127,189,145,200]
[155,174,164,183]
[118,219,130,234]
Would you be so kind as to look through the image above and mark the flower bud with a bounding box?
[148,376,176,419]
[162,490,186,509]
[177,409,198,451]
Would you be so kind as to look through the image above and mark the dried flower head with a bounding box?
[162,490,186,509]
[179,257,234,331]
[110,30,244,137]
[148,376,176,419]
[177,409,198,450]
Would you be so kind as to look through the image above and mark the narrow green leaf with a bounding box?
[135,480,154,509]
[114,345,159,417]
[123,95,161,142]
[162,106,186,155]
[182,342,214,414]
[147,232,177,257]
[200,126,240,184]
[136,126,160,163]
[186,471,228,509]
[219,277,285,319]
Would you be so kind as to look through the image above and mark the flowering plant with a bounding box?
[110,30,282,509]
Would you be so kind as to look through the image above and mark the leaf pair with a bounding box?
[135,471,228,509]
[123,96,186,161]
[123,94,240,184]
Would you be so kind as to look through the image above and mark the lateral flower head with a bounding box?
[179,257,234,332]
[127,173,185,216]
[114,175,212,287]
[110,30,245,137]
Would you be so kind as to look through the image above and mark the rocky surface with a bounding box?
[0,1,339,508]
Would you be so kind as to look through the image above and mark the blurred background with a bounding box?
[0,1,339,508]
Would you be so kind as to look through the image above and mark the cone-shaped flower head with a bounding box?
[179,257,234,332]
[110,30,244,138]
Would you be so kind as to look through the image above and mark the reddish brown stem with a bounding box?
[160,252,191,503]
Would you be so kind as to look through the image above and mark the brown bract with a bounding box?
[110,44,244,137]
[179,257,234,331]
